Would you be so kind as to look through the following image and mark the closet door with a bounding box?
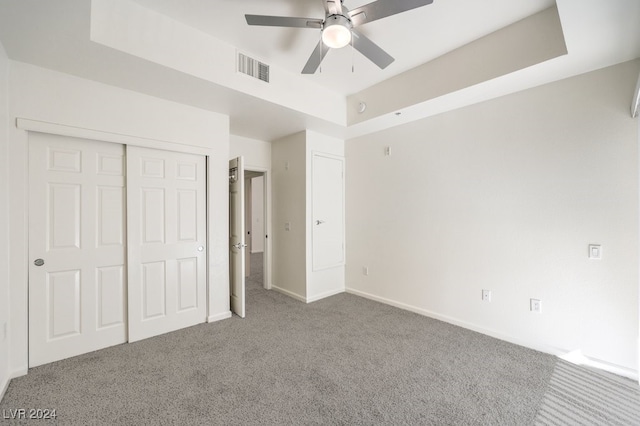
[28,133,127,367]
[127,146,207,342]
[312,153,345,270]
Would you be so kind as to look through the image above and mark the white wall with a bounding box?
[347,6,566,125]
[7,61,230,376]
[230,135,271,170]
[0,41,10,399]
[271,130,346,302]
[346,59,640,377]
[91,0,346,127]
[272,132,307,300]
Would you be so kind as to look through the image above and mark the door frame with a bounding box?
[244,170,271,290]
[242,167,271,290]
[12,118,221,371]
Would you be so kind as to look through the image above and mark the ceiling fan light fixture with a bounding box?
[322,15,352,49]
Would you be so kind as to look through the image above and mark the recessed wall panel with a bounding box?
[142,261,166,320]
[48,183,81,250]
[177,162,197,181]
[177,257,197,311]
[177,189,197,241]
[97,265,125,329]
[97,186,124,246]
[47,270,81,339]
[97,153,124,176]
[142,188,165,244]
[48,148,81,173]
[141,157,165,178]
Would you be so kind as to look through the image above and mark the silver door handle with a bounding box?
[316,220,325,225]
[232,243,247,250]
[197,246,205,252]
[34,258,45,266]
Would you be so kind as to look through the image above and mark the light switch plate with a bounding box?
[588,244,602,260]
[530,299,542,313]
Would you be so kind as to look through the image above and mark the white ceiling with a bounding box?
[0,0,639,141]
[130,0,556,96]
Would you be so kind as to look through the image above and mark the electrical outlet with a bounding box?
[482,289,492,302]
[530,299,542,313]
[363,266,369,276]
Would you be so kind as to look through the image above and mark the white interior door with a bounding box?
[229,157,246,318]
[312,153,345,270]
[29,133,127,367]
[127,146,207,342]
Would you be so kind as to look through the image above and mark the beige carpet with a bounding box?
[1,253,638,425]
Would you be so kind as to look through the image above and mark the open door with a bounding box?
[229,157,246,318]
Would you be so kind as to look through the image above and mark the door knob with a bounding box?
[232,243,247,250]
[34,259,45,266]
[316,220,325,225]
[197,246,204,252]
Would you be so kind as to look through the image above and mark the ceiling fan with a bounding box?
[245,0,434,74]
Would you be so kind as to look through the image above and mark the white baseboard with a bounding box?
[346,287,639,381]
[271,285,306,303]
[306,288,345,303]
[207,311,232,323]
[0,368,27,403]
[0,376,8,402]
[559,350,638,380]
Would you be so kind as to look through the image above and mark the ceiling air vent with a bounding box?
[238,52,269,83]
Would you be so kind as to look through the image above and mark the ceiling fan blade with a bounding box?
[301,40,330,74]
[322,0,343,16]
[245,15,323,29]
[352,30,394,69]
[348,0,434,27]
